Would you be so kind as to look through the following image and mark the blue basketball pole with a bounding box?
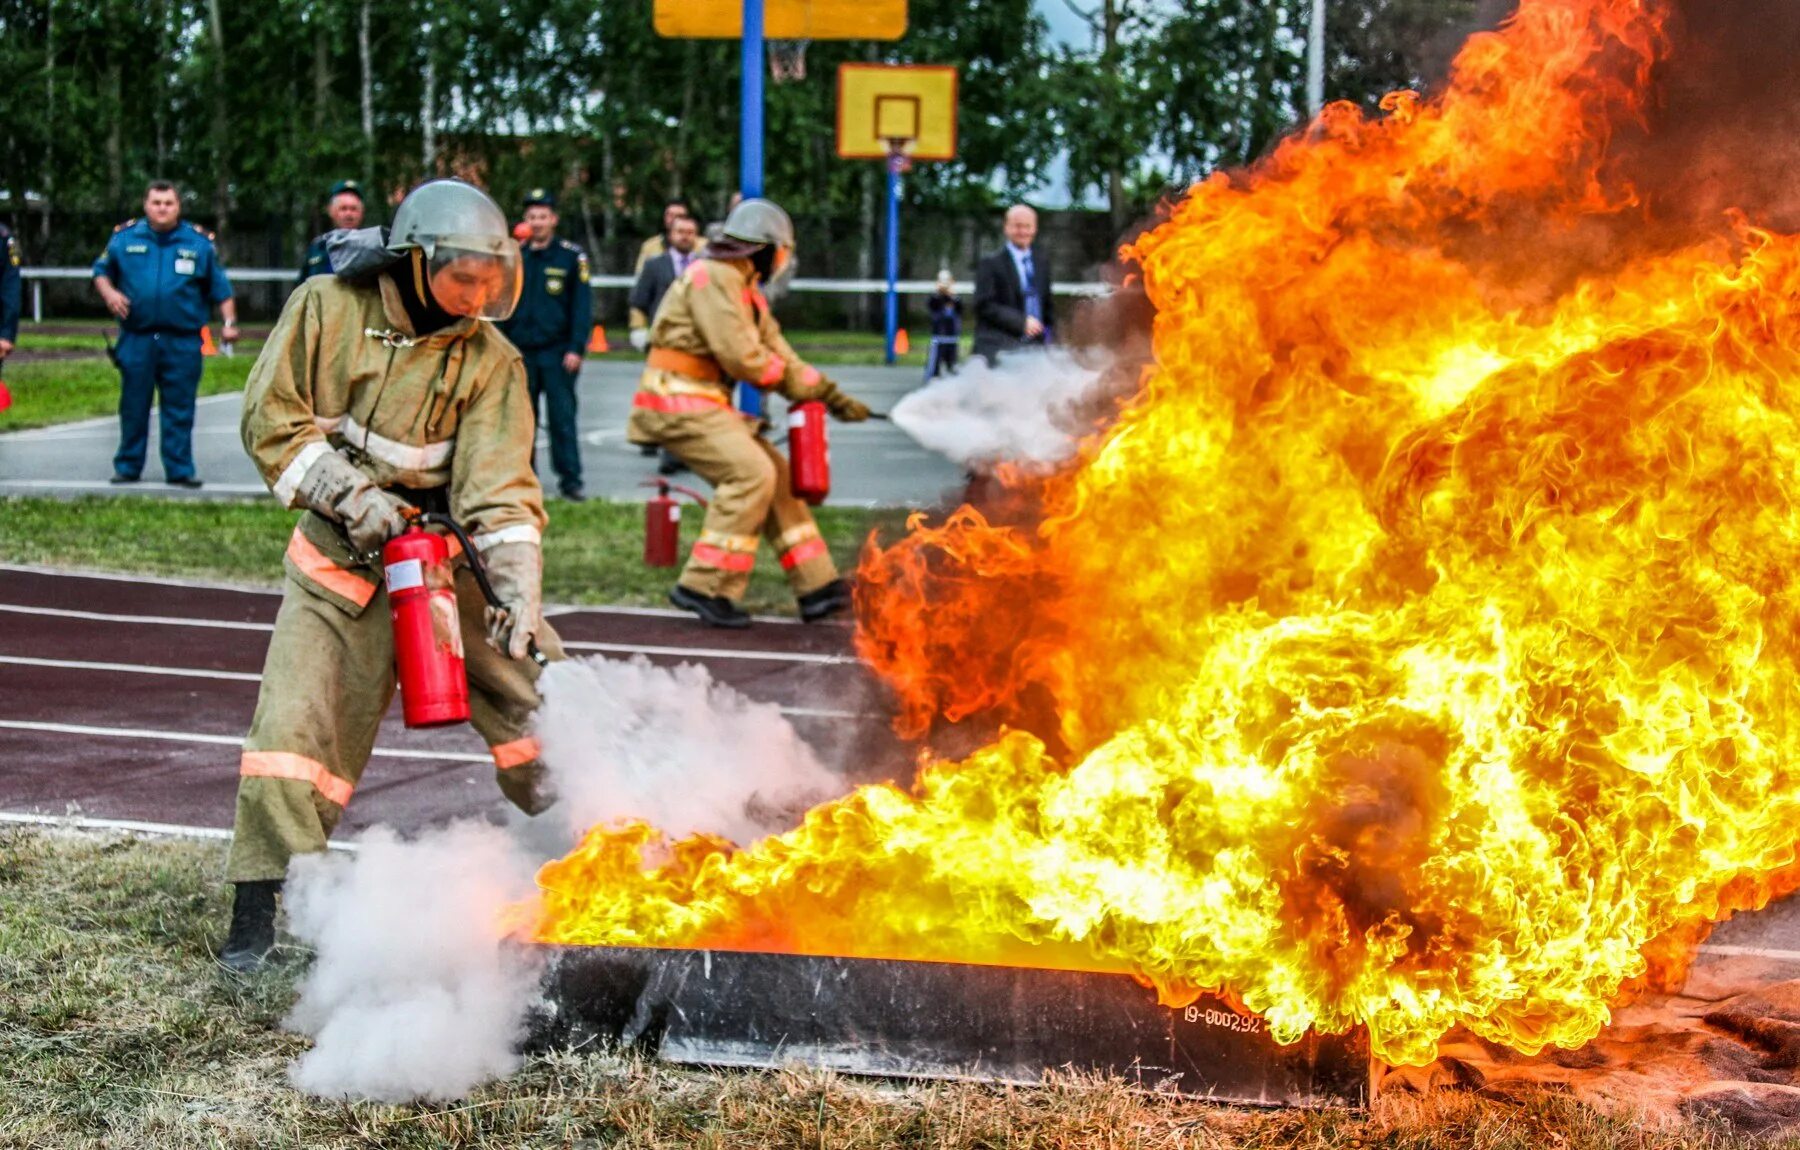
[740,0,765,198]
[884,149,902,365]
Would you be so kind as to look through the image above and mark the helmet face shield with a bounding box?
[424,239,522,321]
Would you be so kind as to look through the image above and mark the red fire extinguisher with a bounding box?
[642,480,709,568]
[383,512,547,729]
[788,400,830,506]
[383,526,468,729]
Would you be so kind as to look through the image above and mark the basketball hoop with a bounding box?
[769,39,810,83]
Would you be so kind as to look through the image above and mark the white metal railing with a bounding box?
[19,267,1109,322]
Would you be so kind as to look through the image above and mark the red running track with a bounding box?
[0,565,902,837]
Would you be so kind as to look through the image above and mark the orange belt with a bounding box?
[647,347,723,383]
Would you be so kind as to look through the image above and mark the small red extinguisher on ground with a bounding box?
[642,480,708,567]
[788,400,830,506]
[383,525,470,728]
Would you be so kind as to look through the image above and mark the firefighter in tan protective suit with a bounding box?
[219,180,563,972]
[629,198,871,629]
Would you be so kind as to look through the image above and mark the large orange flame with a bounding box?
[529,0,1800,1066]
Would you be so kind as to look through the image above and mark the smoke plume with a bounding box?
[281,655,843,1102]
[888,348,1118,473]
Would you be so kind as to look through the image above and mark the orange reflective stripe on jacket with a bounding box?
[240,750,355,807]
[286,526,376,607]
[491,737,541,770]
[647,347,723,382]
[632,391,730,415]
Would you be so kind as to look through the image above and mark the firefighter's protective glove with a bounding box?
[295,449,411,553]
[481,541,543,661]
[787,373,870,422]
[824,390,872,423]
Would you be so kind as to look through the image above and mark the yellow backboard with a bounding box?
[836,64,957,161]
[655,0,906,40]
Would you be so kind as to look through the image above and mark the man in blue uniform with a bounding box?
[0,222,21,361]
[498,188,592,501]
[297,180,366,282]
[92,180,237,488]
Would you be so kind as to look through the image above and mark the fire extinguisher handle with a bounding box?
[420,512,549,667]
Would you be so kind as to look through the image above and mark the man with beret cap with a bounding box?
[498,188,592,501]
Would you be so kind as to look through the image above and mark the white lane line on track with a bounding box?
[0,563,280,595]
[0,563,848,627]
[1696,944,1800,962]
[0,655,262,682]
[0,603,274,631]
[0,655,876,719]
[0,811,362,852]
[0,719,492,763]
[0,480,271,495]
[0,603,856,664]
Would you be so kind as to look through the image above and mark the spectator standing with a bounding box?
[635,198,695,274]
[297,180,366,282]
[0,221,20,361]
[628,213,702,352]
[972,204,1054,367]
[92,180,237,488]
[924,269,962,380]
[499,188,593,502]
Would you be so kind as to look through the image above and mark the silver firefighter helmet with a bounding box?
[388,179,523,321]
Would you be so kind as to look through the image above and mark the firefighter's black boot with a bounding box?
[218,880,281,974]
[797,579,854,623]
[669,584,752,629]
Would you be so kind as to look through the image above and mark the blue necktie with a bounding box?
[1020,252,1041,323]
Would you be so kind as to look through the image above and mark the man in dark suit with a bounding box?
[628,213,702,352]
[972,204,1054,366]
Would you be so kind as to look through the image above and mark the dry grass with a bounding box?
[0,825,1791,1149]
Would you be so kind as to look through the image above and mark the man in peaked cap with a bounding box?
[498,188,593,501]
[298,180,367,283]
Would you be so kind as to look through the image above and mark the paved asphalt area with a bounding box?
[0,564,908,840]
[1,563,1796,981]
[0,360,967,507]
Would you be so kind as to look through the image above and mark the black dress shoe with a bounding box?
[656,452,688,477]
[669,584,752,629]
[639,444,659,457]
[797,578,854,623]
[167,476,204,489]
[217,880,281,974]
[558,485,586,503]
[109,473,140,485]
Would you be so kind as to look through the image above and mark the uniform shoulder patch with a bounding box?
[689,263,711,290]
[113,218,139,234]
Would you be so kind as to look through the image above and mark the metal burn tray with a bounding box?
[528,945,1370,1107]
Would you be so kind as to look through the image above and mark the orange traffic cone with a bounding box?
[894,329,911,356]
[201,326,218,357]
[587,325,609,354]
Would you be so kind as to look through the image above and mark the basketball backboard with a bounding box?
[837,64,957,161]
[655,0,906,40]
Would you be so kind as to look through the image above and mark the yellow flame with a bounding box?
[529,0,1800,1066]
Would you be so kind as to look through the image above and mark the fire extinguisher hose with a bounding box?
[417,511,550,667]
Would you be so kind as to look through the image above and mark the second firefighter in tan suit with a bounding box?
[628,198,870,629]
[220,180,562,972]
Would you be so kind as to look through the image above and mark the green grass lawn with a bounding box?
[0,354,258,432]
[0,825,1758,1150]
[0,496,908,615]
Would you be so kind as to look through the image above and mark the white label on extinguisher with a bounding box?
[385,559,425,592]
[788,411,807,430]
[669,505,682,523]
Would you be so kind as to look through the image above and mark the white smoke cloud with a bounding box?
[531,655,846,848]
[282,822,543,1103]
[281,655,846,1103]
[889,347,1113,472]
